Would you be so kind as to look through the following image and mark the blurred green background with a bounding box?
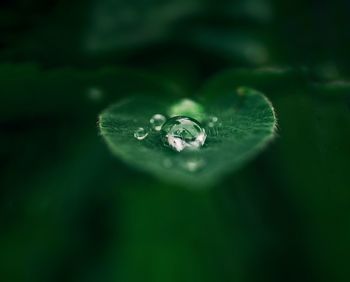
[0,0,349,281]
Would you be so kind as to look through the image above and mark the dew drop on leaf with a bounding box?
[161,116,207,152]
[182,158,206,172]
[87,87,103,101]
[207,115,219,127]
[134,127,148,140]
[149,114,166,131]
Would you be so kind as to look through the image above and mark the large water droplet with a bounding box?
[150,114,166,131]
[161,116,207,152]
[134,127,148,140]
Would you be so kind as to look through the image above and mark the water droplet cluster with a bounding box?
[133,100,212,154]
[133,114,207,152]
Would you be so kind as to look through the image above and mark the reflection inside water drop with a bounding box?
[161,116,207,152]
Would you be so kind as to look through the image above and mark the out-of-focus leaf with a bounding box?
[0,125,121,281]
[186,28,269,66]
[0,64,180,121]
[268,91,350,282]
[85,0,202,54]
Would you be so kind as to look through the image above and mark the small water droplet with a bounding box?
[161,116,207,152]
[87,87,103,101]
[134,127,148,140]
[211,116,218,123]
[207,116,219,127]
[183,158,206,172]
[150,114,166,131]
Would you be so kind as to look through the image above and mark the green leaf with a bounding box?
[99,85,277,187]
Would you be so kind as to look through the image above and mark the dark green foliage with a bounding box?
[0,1,350,282]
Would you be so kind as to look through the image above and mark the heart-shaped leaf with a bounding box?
[99,86,276,187]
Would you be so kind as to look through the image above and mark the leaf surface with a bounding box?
[99,84,277,187]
